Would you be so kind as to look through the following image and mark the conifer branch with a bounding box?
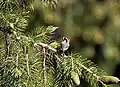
[0,27,12,59]
[25,46,30,76]
[80,63,99,80]
[34,42,57,52]
[43,48,46,87]
[16,53,19,67]
[4,31,8,59]
[79,63,106,85]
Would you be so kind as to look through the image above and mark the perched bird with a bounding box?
[50,37,70,56]
[61,37,70,56]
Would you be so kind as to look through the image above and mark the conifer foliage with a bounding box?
[0,0,120,87]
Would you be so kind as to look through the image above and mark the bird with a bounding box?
[61,37,70,56]
[50,37,70,56]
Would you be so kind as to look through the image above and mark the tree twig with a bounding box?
[34,42,57,52]
[16,53,19,67]
[4,31,8,59]
[43,48,46,87]
[25,46,30,76]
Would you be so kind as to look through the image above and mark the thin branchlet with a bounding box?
[43,48,46,87]
[25,46,30,76]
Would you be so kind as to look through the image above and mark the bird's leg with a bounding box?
[62,51,67,57]
[63,51,65,57]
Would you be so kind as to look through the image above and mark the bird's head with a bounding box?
[63,37,70,43]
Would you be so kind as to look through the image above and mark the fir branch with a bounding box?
[72,53,107,86]
[34,42,57,52]
[1,27,12,59]
[4,31,8,59]
[79,61,106,86]
[43,48,47,87]
[16,53,19,67]
[25,46,30,76]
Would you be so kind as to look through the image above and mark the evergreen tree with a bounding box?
[0,0,120,87]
